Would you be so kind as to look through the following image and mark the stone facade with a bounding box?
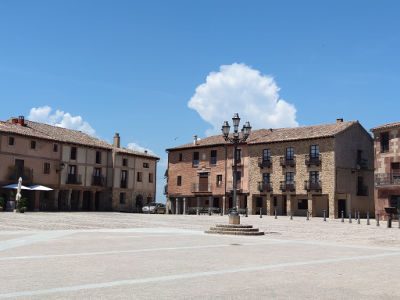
[372,122,400,220]
[166,120,374,218]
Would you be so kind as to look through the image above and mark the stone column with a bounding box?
[175,198,179,215]
[286,194,292,216]
[222,196,226,215]
[183,197,186,215]
[328,192,336,219]
[307,193,313,217]
[78,190,84,211]
[246,196,252,215]
[67,189,72,211]
[346,193,352,218]
[267,194,273,215]
[53,190,59,211]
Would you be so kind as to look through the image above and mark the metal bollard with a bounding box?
[341,210,344,223]
[245,208,248,217]
[357,211,360,224]
[367,211,370,225]
[349,212,352,224]
[323,210,326,222]
[376,214,380,227]
[209,208,212,216]
[197,208,199,216]
[260,209,262,218]
[306,210,309,221]
[290,212,293,220]
[275,209,277,219]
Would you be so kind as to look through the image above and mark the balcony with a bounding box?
[280,181,296,192]
[258,182,273,193]
[304,180,322,192]
[227,181,243,192]
[8,166,33,183]
[92,175,105,187]
[164,184,168,195]
[66,174,82,185]
[305,154,321,167]
[258,158,272,169]
[356,158,368,170]
[280,156,296,168]
[376,173,400,187]
[232,158,243,167]
[357,185,369,196]
[120,180,128,189]
[191,183,212,193]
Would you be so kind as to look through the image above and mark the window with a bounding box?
[381,132,389,153]
[263,149,271,161]
[137,172,143,182]
[298,199,308,210]
[210,150,217,165]
[235,148,242,163]
[53,144,58,152]
[216,174,223,187]
[119,192,126,204]
[177,176,182,186]
[285,172,295,183]
[273,197,277,207]
[68,165,77,175]
[178,153,183,161]
[193,152,199,166]
[263,173,270,184]
[149,173,153,183]
[286,147,294,160]
[43,163,51,174]
[121,170,128,188]
[70,147,77,160]
[94,167,101,177]
[30,140,36,149]
[122,158,128,167]
[143,162,149,168]
[96,151,101,164]
[310,145,319,158]
[309,171,319,183]
[8,137,14,146]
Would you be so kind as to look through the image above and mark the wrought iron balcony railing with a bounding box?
[280,156,296,168]
[66,174,82,185]
[191,183,212,193]
[356,158,368,170]
[280,181,296,192]
[304,180,322,192]
[357,185,369,196]
[375,173,400,186]
[305,154,321,167]
[120,180,128,189]
[92,175,105,186]
[258,157,272,168]
[8,166,33,183]
[258,182,273,193]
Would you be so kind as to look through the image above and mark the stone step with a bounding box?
[205,230,265,236]
[209,227,260,232]
[215,224,253,229]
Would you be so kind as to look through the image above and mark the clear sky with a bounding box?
[1,0,399,201]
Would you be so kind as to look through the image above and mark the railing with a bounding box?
[357,185,369,196]
[356,158,368,170]
[66,174,82,185]
[375,173,400,186]
[304,180,322,191]
[280,156,296,167]
[191,183,212,193]
[232,158,242,166]
[92,175,105,186]
[305,154,321,167]
[258,182,272,193]
[280,181,296,192]
[227,181,243,191]
[258,157,272,168]
[8,166,33,183]
[120,180,128,189]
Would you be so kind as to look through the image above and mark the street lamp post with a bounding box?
[221,113,251,225]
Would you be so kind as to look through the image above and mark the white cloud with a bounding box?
[28,106,96,136]
[188,63,298,135]
[127,142,156,156]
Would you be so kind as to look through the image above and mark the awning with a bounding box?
[29,185,53,191]
[2,184,31,190]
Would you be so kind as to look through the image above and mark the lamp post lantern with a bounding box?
[221,113,252,224]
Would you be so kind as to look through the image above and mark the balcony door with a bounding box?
[199,173,209,192]
[15,159,24,177]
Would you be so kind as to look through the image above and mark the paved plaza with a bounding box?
[0,213,400,299]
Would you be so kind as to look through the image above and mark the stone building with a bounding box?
[0,116,158,212]
[371,122,400,220]
[166,119,374,218]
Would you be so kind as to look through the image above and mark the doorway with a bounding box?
[338,199,347,218]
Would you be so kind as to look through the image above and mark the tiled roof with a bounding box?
[167,121,358,151]
[0,119,159,159]
[371,122,400,132]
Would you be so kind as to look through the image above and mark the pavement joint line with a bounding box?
[0,240,291,261]
[1,251,400,299]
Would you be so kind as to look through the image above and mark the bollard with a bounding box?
[349,212,352,224]
[220,210,223,216]
[387,215,392,228]
[341,210,344,223]
[197,208,199,216]
[367,211,370,225]
[290,212,293,220]
[260,209,262,218]
[306,210,310,221]
[245,208,248,217]
[274,209,277,219]
[357,211,360,224]
[209,208,212,216]
[323,210,326,222]
[376,214,380,227]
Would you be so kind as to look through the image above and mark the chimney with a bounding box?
[14,116,25,126]
[113,133,120,148]
[11,117,19,124]
[336,118,344,123]
[193,135,198,145]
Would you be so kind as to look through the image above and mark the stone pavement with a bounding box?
[0,213,399,299]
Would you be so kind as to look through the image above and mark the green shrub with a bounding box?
[0,196,5,210]
[17,197,28,211]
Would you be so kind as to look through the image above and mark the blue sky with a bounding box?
[1,1,399,201]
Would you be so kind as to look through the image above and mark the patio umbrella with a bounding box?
[2,183,31,190]
[29,185,53,191]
